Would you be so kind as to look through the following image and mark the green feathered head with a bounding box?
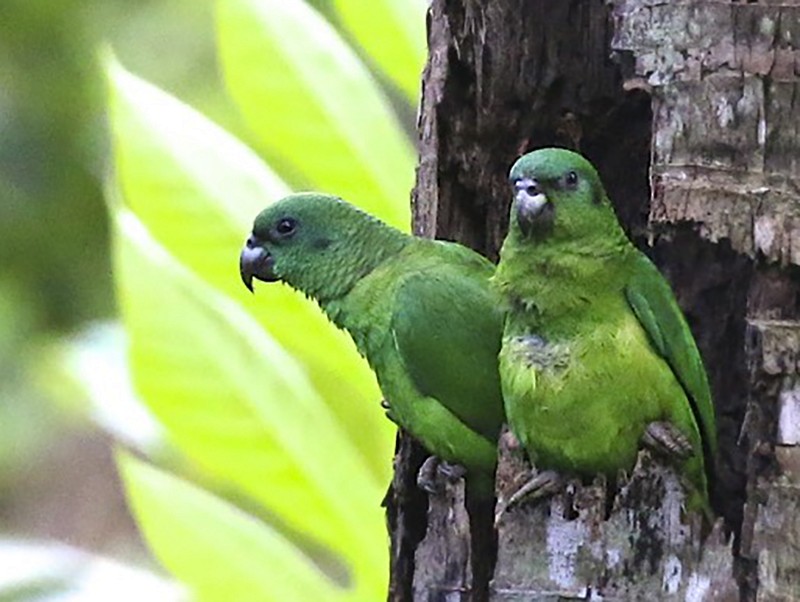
[507,148,616,243]
[239,192,407,302]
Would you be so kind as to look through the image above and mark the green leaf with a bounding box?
[216,0,415,230]
[117,452,344,602]
[105,59,395,485]
[105,52,289,232]
[111,209,387,598]
[332,0,427,103]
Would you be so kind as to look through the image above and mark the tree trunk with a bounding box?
[384,1,800,600]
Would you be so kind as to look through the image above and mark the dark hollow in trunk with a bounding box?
[385,1,800,600]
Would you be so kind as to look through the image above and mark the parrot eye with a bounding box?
[275,217,297,237]
[565,171,579,189]
[526,185,538,196]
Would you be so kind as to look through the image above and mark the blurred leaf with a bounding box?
[111,209,386,596]
[0,2,113,331]
[62,323,163,451]
[105,54,288,232]
[105,59,393,484]
[0,538,183,602]
[216,0,414,230]
[118,453,341,602]
[332,0,427,103]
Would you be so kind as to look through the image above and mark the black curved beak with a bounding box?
[514,178,553,236]
[239,234,278,292]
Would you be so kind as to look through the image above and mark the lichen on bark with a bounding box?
[390,1,800,600]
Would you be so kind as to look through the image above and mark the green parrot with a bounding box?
[492,148,717,515]
[239,192,504,496]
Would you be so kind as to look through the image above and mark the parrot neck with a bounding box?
[494,224,634,327]
[306,223,410,309]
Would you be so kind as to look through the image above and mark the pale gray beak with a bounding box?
[514,178,553,235]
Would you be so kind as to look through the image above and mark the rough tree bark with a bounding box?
[384,1,800,601]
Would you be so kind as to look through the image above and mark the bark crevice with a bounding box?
[393,1,800,600]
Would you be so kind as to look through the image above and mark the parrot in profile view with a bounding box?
[239,193,505,498]
[492,148,717,515]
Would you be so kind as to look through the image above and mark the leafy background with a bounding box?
[1,0,425,599]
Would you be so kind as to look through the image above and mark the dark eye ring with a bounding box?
[276,218,297,236]
[565,171,579,187]
[526,186,538,196]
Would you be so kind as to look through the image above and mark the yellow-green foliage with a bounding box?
[106,0,425,599]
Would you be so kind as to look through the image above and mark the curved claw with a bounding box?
[417,456,442,494]
[495,470,562,526]
[437,461,467,481]
[416,457,468,495]
[642,421,693,461]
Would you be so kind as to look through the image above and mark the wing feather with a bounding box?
[625,255,718,464]
[390,256,504,442]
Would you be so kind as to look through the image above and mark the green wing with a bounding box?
[390,249,504,442]
[625,253,718,463]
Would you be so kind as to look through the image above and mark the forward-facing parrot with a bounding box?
[239,193,504,497]
[492,148,717,515]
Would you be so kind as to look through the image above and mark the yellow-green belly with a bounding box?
[500,313,703,480]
